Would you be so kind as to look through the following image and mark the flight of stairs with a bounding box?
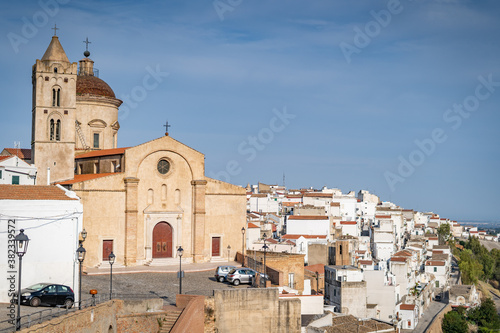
[159,310,182,333]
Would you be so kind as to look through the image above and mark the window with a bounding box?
[54,67,58,73]
[12,176,19,185]
[93,133,99,148]
[52,88,60,107]
[433,267,437,272]
[50,119,55,140]
[334,289,336,296]
[55,120,61,141]
[0,170,2,179]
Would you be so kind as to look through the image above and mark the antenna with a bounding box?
[14,141,20,166]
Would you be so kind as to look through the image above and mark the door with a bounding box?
[212,237,221,257]
[153,222,173,258]
[102,240,113,261]
[43,285,57,305]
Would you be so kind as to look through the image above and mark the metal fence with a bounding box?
[0,293,161,332]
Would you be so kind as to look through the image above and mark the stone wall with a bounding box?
[172,294,205,333]
[19,298,165,333]
[212,288,300,332]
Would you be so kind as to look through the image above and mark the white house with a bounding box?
[286,215,330,237]
[0,185,83,303]
[398,304,419,330]
[425,260,448,289]
[339,221,359,237]
[0,156,37,185]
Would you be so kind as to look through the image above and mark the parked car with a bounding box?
[15,283,74,308]
[226,268,268,286]
[215,265,236,282]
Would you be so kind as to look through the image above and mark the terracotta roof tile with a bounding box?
[400,304,415,311]
[282,234,327,240]
[247,222,260,229]
[75,148,129,159]
[304,264,325,274]
[2,148,32,160]
[359,260,373,265]
[57,173,119,185]
[340,221,357,225]
[0,185,77,200]
[288,216,328,220]
[0,156,12,162]
[426,260,445,266]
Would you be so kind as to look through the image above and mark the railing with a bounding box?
[0,293,161,332]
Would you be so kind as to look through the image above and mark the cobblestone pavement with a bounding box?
[81,269,251,305]
[0,269,249,331]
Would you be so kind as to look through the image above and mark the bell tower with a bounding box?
[32,35,78,184]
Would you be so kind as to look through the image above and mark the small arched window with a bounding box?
[52,88,60,107]
[49,119,55,140]
[148,189,154,205]
[54,67,58,73]
[55,120,61,141]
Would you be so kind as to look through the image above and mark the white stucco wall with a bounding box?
[0,196,83,303]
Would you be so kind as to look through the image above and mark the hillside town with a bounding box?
[0,30,498,333]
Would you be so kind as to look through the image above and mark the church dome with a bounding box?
[76,75,116,98]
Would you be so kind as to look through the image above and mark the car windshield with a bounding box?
[27,283,49,291]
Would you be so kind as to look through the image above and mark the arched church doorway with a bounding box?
[153,222,173,258]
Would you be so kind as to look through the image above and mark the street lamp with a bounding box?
[80,228,87,245]
[177,246,184,295]
[14,229,29,331]
[227,245,231,262]
[108,252,115,300]
[76,245,86,310]
[262,243,269,287]
[241,227,246,257]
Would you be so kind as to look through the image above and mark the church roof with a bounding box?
[77,75,116,98]
[57,172,120,185]
[41,36,69,63]
[75,147,129,159]
[0,185,77,201]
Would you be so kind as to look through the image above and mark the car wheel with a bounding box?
[30,297,41,307]
[218,276,225,283]
[233,279,240,286]
[63,299,73,308]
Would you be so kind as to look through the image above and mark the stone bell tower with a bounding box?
[31,35,77,184]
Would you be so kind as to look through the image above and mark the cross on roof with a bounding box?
[164,121,171,135]
[52,24,59,36]
[83,37,91,51]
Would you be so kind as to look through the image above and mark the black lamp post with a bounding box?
[14,229,29,331]
[241,227,245,257]
[177,246,184,295]
[262,243,269,286]
[76,245,86,310]
[108,252,115,300]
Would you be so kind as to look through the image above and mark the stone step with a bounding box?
[159,310,182,333]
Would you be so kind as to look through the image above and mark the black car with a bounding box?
[16,283,74,308]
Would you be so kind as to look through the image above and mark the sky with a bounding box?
[0,0,499,222]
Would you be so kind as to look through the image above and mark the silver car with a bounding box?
[215,265,236,282]
[226,268,268,286]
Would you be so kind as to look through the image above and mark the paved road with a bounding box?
[411,295,448,333]
[0,269,248,331]
[479,240,500,252]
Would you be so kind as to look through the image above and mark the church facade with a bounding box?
[32,35,246,266]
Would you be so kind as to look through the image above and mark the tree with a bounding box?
[437,223,451,244]
[469,298,500,329]
[459,249,483,284]
[442,310,468,333]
